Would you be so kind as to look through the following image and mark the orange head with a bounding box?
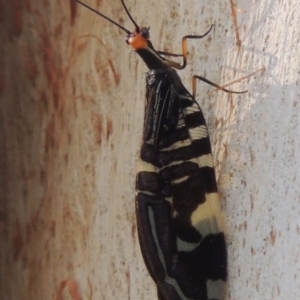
[126,27,150,50]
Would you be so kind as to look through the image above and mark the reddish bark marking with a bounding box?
[55,279,82,300]
[70,0,77,26]
[13,220,24,261]
[23,46,39,87]
[0,69,4,94]
[107,58,121,86]
[229,0,242,48]
[11,0,23,38]
[45,117,56,152]
[106,116,113,140]
[270,228,276,246]
[92,113,103,145]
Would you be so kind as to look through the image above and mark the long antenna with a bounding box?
[74,0,132,34]
[120,0,139,32]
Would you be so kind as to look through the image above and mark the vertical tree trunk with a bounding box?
[1,0,299,299]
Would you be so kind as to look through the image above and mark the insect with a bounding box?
[74,1,246,299]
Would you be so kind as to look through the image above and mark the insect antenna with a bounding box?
[120,0,140,32]
[74,0,133,34]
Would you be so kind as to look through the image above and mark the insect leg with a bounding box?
[160,25,214,70]
[156,51,183,57]
[192,75,247,98]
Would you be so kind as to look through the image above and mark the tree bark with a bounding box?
[0,0,299,299]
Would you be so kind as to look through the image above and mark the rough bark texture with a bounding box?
[0,0,299,299]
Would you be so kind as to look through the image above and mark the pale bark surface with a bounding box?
[0,0,299,299]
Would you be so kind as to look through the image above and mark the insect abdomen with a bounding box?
[136,68,227,300]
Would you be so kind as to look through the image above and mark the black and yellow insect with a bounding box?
[75,1,245,299]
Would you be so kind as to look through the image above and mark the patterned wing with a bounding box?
[136,68,227,300]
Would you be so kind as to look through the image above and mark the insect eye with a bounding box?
[140,27,150,39]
